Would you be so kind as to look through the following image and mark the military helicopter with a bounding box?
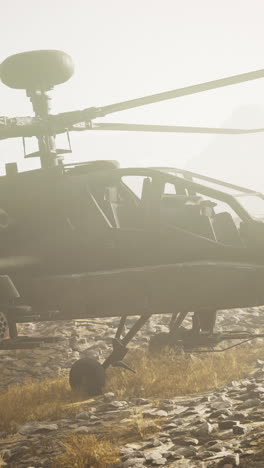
[1,50,264,395]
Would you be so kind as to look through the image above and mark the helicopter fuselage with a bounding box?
[0,162,264,321]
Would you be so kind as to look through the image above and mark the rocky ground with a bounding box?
[1,308,264,467]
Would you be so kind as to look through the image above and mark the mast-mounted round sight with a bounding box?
[0,49,74,90]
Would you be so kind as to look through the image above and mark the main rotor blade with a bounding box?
[0,256,39,272]
[95,69,264,117]
[90,122,264,134]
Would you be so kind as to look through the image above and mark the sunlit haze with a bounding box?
[1,0,264,189]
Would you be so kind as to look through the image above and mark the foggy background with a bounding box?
[1,0,264,190]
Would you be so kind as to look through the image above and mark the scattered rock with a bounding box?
[175,446,198,457]
[19,423,58,435]
[73,426,92,433]
[233,425,246,435]
[75,411,90,419]
[142,409,168,418]
[238,398,261,409]
[122,458,146,468]
[218,420,237,430]
[194,421,214,438]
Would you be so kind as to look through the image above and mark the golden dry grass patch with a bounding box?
[106,344,263,398]
[100,413,161,444]
[52,416,160,468]
[0,376,80,433]
[53,434,119,468]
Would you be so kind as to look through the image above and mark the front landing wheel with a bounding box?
[69,357,106,396]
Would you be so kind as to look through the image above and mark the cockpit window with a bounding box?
[164,183,176,195]
[121,176,146,199]
[235,195,264,220]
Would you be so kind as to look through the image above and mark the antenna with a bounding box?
[0,50,74,168]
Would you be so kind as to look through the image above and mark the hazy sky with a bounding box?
[1,0,264,187]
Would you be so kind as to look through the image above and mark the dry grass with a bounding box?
[52,417,160,468]
[0,343,263,434]
[0,376,79,433]
[106,344,262,398]
[53,434,119,468]
[100,414,161,444]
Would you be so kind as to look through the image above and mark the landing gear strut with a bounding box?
[149,309,264,355]
[149,309,217,353]
[69,313,151,396]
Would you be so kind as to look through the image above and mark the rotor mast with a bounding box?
[28,89,59,168]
